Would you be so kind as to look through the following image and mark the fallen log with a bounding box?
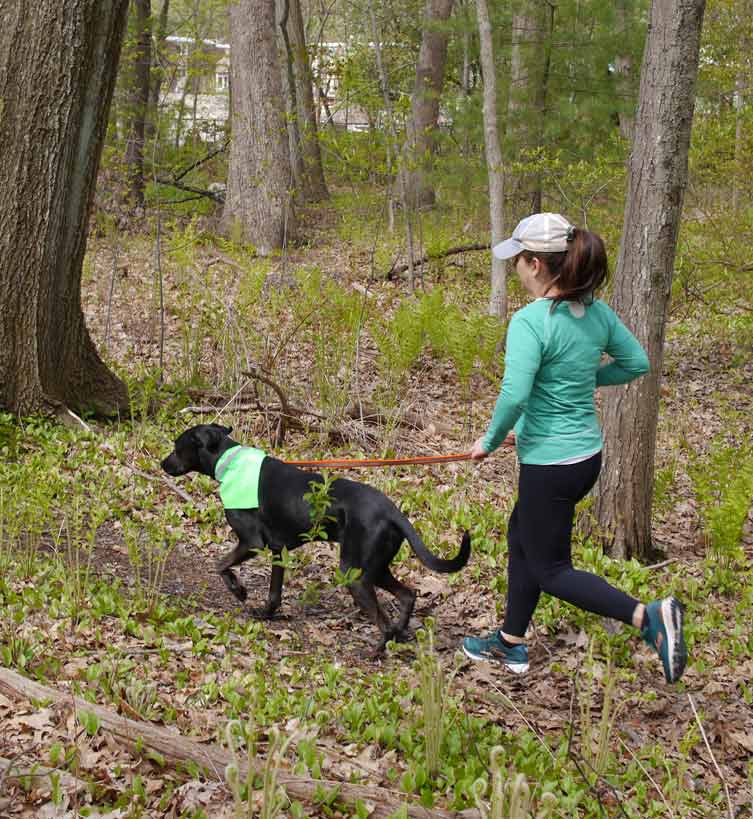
[0,667,479,818]
[386,243,491,279]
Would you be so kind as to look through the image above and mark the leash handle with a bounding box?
[285,452,473,469]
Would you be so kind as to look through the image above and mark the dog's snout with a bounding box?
[161,452,184,476]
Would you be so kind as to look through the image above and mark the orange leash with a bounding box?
[285,452,473,469]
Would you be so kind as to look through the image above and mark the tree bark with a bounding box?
[0,667,480,819]
[614,0,635,144]
[404,0,454,210]
[476,0,506,319]
[505,0,551,227]
[595,0,706,559]
[287,0,328,200]
[0,0,130,417]
[278,0,308,197]
[124,0,152,207]
[222,0,295,254]
[146,0,171,141]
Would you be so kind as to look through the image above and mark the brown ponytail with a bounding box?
[519,227,608,307]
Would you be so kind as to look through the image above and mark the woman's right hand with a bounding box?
[470,432,515,461]
[470,437,490,460]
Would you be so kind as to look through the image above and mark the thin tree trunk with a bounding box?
[461,0,472,159]
[614,0,635,143]
[404,0,454,210]
[505,0,550,228]
[731,0,750,211]
[0,0,130,416]
[124,0,152,207]
[595,0,706,559]
[288,0,328,200]
[368,0,415,286]
[222,0,295,254]
[147,0,171,140]
[732,68,744,211]
[476,0,506,318]
[278,0,307,196]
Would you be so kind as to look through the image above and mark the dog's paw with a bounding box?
[231,586,248,603]
[251,605,276,620]
[368,641,387,659]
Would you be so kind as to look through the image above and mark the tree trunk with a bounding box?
[0,0,130,417]
[368,0,416,285]
[222,0,295,254]
[404,0,454,210]
[278,0,307,197]
[731,0,751,211]
[505,0,551,228]
[614,0,635,143]
[124,0,152,207]
[146,0,170,140]
[476,0,506,319]
[287,0,328,200]
[595,0,706,559]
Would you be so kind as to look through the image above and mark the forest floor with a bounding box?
[1,197,752,818]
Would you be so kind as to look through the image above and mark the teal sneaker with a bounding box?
[642,597,687,683]
[462,630,529,674]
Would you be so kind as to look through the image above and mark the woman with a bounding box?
[462,213,687,684]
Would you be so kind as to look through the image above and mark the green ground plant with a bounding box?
[225,719,298,819]
[3,158,753,813]
[412,619,460,777]
[689,436,753,592]
[471,747,557,819]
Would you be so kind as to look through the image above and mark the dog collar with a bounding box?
[214,444,243,481]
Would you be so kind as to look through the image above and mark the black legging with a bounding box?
[502,452,639,638]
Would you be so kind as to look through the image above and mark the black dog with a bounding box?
[162,424,470,652]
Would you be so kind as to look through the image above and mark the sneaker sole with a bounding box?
[461,644,529,674]
[662,597,687,683]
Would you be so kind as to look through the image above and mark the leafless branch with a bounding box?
[687,693,734,819]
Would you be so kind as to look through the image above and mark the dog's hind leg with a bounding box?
[375,569,416,640]
[346,579,397,655]
[251,560,283,619]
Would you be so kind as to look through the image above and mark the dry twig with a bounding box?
[687,693,735,819]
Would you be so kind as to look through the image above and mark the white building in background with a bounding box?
[160,36,370,143]
[161,35,230,143]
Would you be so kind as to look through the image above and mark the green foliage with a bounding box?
[225,719,297,819]
[301,472,337,543]
[412,619,459,777]
[689,437,753,590]
[653,455,679,518]
[471,746,558,819]
[295,268,365,422]
[372,288,504,407]
[577,639,622,780]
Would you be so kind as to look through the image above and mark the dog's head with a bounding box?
[161,423,234,477]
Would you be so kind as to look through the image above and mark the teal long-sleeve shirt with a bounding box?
[483,298,650,464]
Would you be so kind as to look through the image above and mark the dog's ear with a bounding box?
[193,425,225,453]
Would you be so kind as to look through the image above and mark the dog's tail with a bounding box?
[399,521,471,573]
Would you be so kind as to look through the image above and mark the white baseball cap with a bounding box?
[492,213,575,260]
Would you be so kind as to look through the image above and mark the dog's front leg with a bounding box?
[217,541,257,602]
[251,561,283,619]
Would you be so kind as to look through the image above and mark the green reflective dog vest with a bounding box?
[214,445,267,509]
